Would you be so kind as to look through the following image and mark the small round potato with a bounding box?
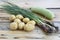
[24,24,35,31]
[27,20,36,25]
[16,15,24,20]
[14,19,21,24]
[23,18,30,23]
[18,22,25,30]
[9,15,16,21]
[10,22,18,30]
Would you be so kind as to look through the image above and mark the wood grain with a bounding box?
[0,8,60,40]
[1,0,59,8]
[0,0,60,40]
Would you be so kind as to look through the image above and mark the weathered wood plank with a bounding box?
[1,0,60,8]
[0,22,46,39]
[1,38,44,40]
[0,30,45,39]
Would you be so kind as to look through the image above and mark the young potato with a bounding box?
[14,19,21,24]
[16,15,24,20]
[18,22,25,30]
[23,18,30,23]
[27,20,36,25]
[9,15,16,21]
[10,22,18,30]
[24,24,35,31]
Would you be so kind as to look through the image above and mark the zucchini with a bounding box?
[30,7,55,20]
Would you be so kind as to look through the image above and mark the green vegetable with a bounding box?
[0,1,58,34]
[30,7,55,20]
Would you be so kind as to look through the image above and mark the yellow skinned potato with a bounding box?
[23,18,30,23]
[16,15,24,20]
[14,19,21,24]
[10,22,18,30]
[9,15,16,21]
[27,20,36,25]
[24,24,35,31]
[18,22,25,30]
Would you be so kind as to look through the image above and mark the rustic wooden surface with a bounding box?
[0,8,60,40]
[0,0,60,8]
[0,0,60,40]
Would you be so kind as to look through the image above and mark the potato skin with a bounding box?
[27,20,36,25]
[14,19,21,24]
[23,18,30,23]
[10,22,18,30]
[9,15,16,21]
[24,24,35,31]
[16,15,24,20]
[18,22,25,30]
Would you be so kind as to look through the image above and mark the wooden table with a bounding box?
[0,8,60,40]
[0,0,60,8]
[0,0,60,40]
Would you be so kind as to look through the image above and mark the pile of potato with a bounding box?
[9,14,36,31]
